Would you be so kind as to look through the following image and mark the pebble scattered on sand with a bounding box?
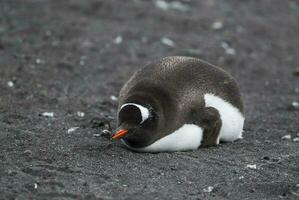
[110,95,118,101]
[211,21,223,30]
[288,101,299,110]
[161,37,175,47]
[239,176,244,179]
[79,60,85,66]
[35,58,45,64]
[293,138,299,142]
[221,42,236,55]
[154,0,189,12]
[41,112,54,118]
[67,127,79,133]
[113,36,123,44]
[7,81,14,87]
[34,183,38,189]
[281,134,291,140]
[246,164,257,169]
[203,186,214,193]
[77,111,85,117]
[102,129,111,134]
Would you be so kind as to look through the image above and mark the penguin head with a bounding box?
[112,103,158,147]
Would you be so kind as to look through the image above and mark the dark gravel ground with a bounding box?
[0,0,299,199]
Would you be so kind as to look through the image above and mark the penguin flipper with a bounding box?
[190,106,222,147]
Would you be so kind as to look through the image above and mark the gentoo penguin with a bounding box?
[112,56,244,152]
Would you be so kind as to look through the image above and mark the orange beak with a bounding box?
[111,129,128,140]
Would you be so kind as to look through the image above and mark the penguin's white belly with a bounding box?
[204,93,244,142]
[122,124,203,152]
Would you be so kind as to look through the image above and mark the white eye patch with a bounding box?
[120,103,150,123]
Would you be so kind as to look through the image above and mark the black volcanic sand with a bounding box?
[0,0,298,199]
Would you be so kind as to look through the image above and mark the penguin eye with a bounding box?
[119,105,142,124]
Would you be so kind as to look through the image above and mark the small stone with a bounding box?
[41,112,54,118]
[93,134,101,137]
[154,0,169,11]
[169,1,189,12]
[102,129,111,134]
[34,183,38,189]
[23,150,32,156]
[122,184,128,187]
[211,21,223,30]
[7,81,14,87]
[110,95,118,101]
[35,58,44,64]
[246,164,257,169]
[79,60,85,66]
[154,0,189,12]
[203,186,214,193]
[281,134,291,140]
[293,138,299,142]
[294,67,299,76]
[67,127,79,133]
[239,176,244,179]
[263,156,270,160]
[221,42,236,55]
[161,37,175,47]
[288,101,299,110]
[113,36,123,44]
[77,111,85,117]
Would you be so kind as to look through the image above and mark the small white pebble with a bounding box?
[203,186,214,193]
[169,1,189,12]
[246,164,257,169]
[77,111,85,117]
[239,176,244,179]
[154,0,169,11]
[93,133,101,137]
[293,138,299,142]
[161,37,175,47]
[79,60,85,66]
[291,101,299,107]
[34,183,37,189]
[102,129,111,134]
[221,42,236,55]
[281,134,291,140]
[122,184,128,187]
[67,127,79,134]
[110,95,118,101]
[296,184,299,187]
[226,48,236,55]
[36,58,44,64]
[7,81,14,87]
[41,112,54,118]
[154,0,188,12]
[211,21,223,30]
[114,36,123,44]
